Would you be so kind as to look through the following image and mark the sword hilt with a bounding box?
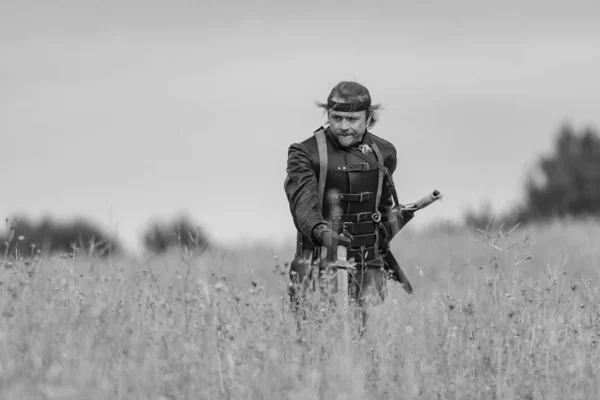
[335,245,355,269]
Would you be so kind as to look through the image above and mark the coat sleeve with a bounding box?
[283,143,329,242]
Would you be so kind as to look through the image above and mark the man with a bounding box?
[283,81,412,335]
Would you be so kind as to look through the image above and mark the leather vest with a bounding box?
[296,127,390,266]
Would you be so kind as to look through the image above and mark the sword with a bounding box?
[319,233,355,313]
[334,240,355,314]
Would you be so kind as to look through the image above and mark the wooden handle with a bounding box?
[415,190,442,209]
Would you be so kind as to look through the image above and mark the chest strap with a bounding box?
[331,192,373,203]
[331,211,380,223]
[335,163,371,172]
[315,129,328,212]
[370,142,385,220]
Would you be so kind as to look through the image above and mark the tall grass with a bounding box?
[0,218,599,399]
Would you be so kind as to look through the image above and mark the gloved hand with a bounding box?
[312,224,352,249]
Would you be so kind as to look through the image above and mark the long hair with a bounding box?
[315,81,382,129]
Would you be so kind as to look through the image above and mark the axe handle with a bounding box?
[414,190,441,209]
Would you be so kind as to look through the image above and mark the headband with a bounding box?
[327,98,371,112]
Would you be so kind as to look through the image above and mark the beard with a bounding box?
[333,132,364,147]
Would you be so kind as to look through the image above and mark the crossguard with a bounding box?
[334,245,356,270]
[400,190,443,212]
[320,235,356,270]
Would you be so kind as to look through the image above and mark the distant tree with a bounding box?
[461,122,600,230]
[463,200,495,229]
[1,215,121,258]
[142,214,209,254]
[521,122,600,221]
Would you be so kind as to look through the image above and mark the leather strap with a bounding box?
[370,142,385,258]
[370,142,385,218]
[331,212,379,223]
[340,221,377,235]
[345,147,389,175]
[332,192,373,203]
[335,163,371,172]
[314,128,328,212]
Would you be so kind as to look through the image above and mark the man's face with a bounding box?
[327,99,371,147]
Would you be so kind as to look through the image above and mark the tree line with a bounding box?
[463,121,600,229]
[2,121,598,258]
[1,214,209,258]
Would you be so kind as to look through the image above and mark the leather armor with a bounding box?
[284,126,399,268]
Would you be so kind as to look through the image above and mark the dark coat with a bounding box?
[284,126,399,267]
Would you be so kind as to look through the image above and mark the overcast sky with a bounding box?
[1,0,599,252]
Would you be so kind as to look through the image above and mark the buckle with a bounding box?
[372,212,381,222]
[361,163,369,171]
[342,221,350,235]
[359,192,365,202]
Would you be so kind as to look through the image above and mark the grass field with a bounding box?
[1,217,599,399]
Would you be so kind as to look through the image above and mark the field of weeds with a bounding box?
[1,218,599,399]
